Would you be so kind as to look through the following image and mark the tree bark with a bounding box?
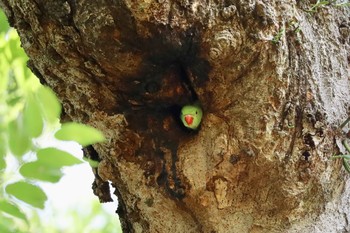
[1,0,350,232]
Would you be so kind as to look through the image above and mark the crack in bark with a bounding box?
[283,32,309,160]
[285,104,303,160]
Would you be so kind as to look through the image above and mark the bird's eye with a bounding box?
[195,111,198,114]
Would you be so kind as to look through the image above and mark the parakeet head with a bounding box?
[180,104,203,130]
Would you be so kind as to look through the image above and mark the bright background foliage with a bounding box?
[0,9,121,233]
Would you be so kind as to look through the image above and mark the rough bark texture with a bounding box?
[1,0,350,232]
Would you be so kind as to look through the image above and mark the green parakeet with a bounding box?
[180,104,203,130]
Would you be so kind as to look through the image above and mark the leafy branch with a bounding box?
[0,11,105,232]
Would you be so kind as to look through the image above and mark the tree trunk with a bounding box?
[1,0,350,232]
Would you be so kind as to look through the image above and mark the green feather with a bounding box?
[180,104,203,129]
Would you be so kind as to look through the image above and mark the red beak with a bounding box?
[184,115,194,125]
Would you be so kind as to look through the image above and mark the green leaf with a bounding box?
[0,222,14,233]
[335,3,350,7]
[11,59,26,87]
[37,147,82,167]
[5,181,47,209]
[19,161,63,183]
[0,139,6,170]
[332,154,350,160]
[23,95,43,138]
[8,119,31,156]
[0,10,10,34]
[36,86,61,123]
[0,51,9,93]
[318,1,329,5]
[343,140,350,153]
[0,200,27,221]
[83,157,100,168]
[343,158,350,173]
[0,215,27,233]
[9,35,27,62]
[0,156,6,171]
[55,122,105,147]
